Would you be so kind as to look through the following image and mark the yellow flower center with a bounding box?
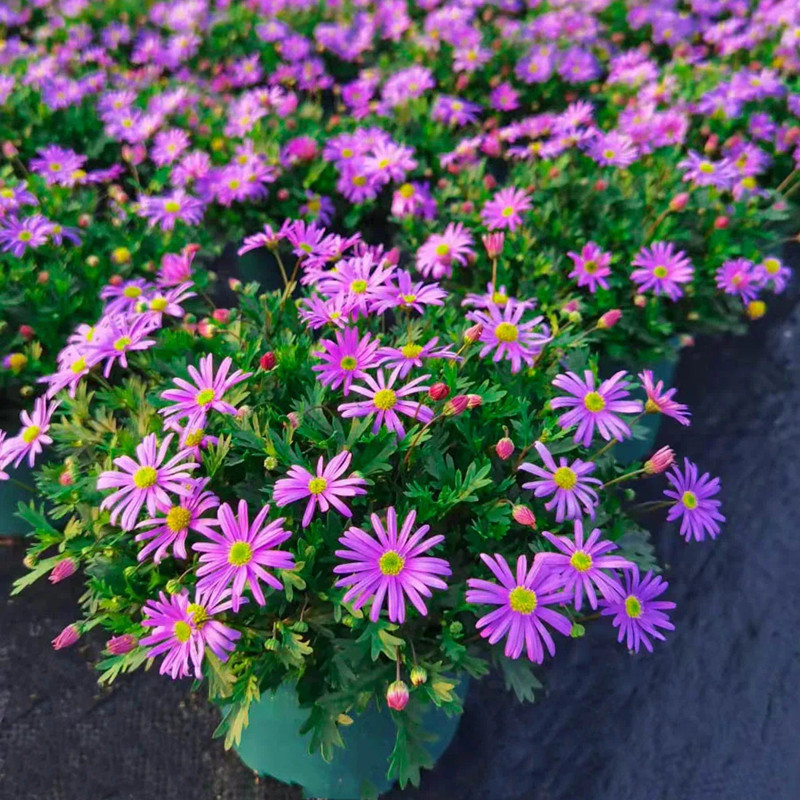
[379,550,405,576]
[494,322,518,343]
[584,259,598,273]
[341,147,354,159]
[570,550,593,572]
[377,158,390,169]
[492,291,508,305]
[113,336,131,351]
[653,265,668,278]
[49,162,62,172]
[166,505,192,532]
[133,466,158,489]
[584,391,606,412]
[434,243,451,257]
[173,620,192,643]
[509,585,537,615]
[184,428,204,446]
[624,595,642,618]
[764,258,780,274]
[350,279,368,294]
[228,541,253,567]
[195,388,216,406]
[164,200,181,213]
[340,355,358,371]
[373,388,397,410]
[187,603,208,627]
[123,286,142,299]
[501,205,514,218]
[22,425,40,444]
[401,343,423,359]
[699,162,714,174]
[399,183,415,199]
[681,491,698,509]
[72,169,86,181]
[0,188,13,198]
[553,466,578,490]
[18,231,32,241]
[308,477,327,495]
[602,148,615,160]
[150,297,168,311]
[71,356,87,374]
[352,175,367,187]
[401,293,417,304]
[451,101,463,111]
[228,179,241,190]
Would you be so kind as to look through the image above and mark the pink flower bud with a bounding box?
[228,277,243,292]
[597,309,622,330]
[197,319,215,338]
[259,351,276,371]
[386,680,409,711]
[496,437,514,460]
[512,504,537,528]
[384,247,400,266]
[49,559,76,584]
[287,412,300,429]
[679,334,695,348]
[106,634,138,655]
[277,188,289,201]
[563,299,580,314]
[594,179,608,192]
[212,308,231,324]
[109,274,123,286]
[481,233,505,259]
[428,382,450,401]
[714,215,729,229]
[2,141,18,158]
[443,395,470,416]
[466,394,483,409]
[52,624,80,650]
[633,294,647,308]
[37,270,50,285]
[644,446,675,475]
[58,469,73,487]
[669,192,689,212]
[18,324,34,341]
[464,323,484,344]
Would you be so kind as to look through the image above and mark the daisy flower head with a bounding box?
[376,337,459,380]
[297,293,355,330]
[600,567,675,653]
[462,283,535,312]
[100,278,154,316]
[631,241,694,301]
[143,282,196,320]
[338,370,434,439]
[334,507,450,623]
[415,223,474,280]
[481,187,532,232]
[160,354,251,429]
[2,396,59,469]
[541,521,634,611]
[273,450,367,527]
[465,553,572,662]
[0,214,53,257]
[466,301,551,373]
[551,370,643,448]
[41,346,97,398]
[311,328,381,395]
[138,189,205,231]
[639,370,691,425]
[677,150,738,189]
[91,313,159,377]
[756,256,791,294]
[371,270,447,315]
[519,441,601,522]
[715,258,760,304]
[567,242,612,293]
[585,130,638,168]
[135,478,220,563]
[316,253,395,317]
[664,458,725,542]
[194,500,294,611]
[97,433,198,531]
[141,589,240,680]
[237,223,284,256]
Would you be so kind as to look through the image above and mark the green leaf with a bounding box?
[205,650,236,700]
[299,704,345,762]
[215,675,260,750]
[498,655,542,703]
[11,555,62,595]
[387,700,435,788]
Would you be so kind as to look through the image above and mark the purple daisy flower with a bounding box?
[2,396,58,469]
[97,433,198,531]
[519,441,601,522]
[715,258,760,303]
[639,370,691,425]
[466,553,573,662]
[631,241,695,301]
[311,328,381,395]
[334,507,451,623]
[664,458,725,542]
[541,521,634,610]
[567,242,612,293]
[416,223,474,280]
[100,278,154,316]
[371,270,447,315]
[466,301,551,373]
[135,478,220,563]
[338,370,434,439]
[757,256,791,294]
[193,500,294,611]
[144,282,196,319]
[376,337,459,380]
[585,131,638,168]
[160,354,251,429]
[141,589,240,680]
[551,370,644,448]
[273,450,367,527]
[91,314,159,377]
[0,214,53,257]
[297,293,354,330]
[237,223,284,256]
[677,150,738,189]
[138,189,204,231]
[481,187,532,232]
[600,567,675,653]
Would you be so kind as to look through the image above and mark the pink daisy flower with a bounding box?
[415,223,474,279]
[2,396,58,468]
[639,370,691,425]
[715,258,760,303]
[273,450,367,527]
[311,327,381,395]
[481,187,531,232]
[370,270,447,315]
[631,242,694,300]
[376,337,459,379]
[567,242,612,293]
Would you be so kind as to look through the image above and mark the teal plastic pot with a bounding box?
[234,682,467,799]
[0,460,36,537]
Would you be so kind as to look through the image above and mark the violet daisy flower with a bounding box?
[138,189,204,230]
[40,347,97,398]
[567,242,612,293]
[371,270,447,315]
[541,521,634,610]
[664,458,725,542]
[639,370,691,425]
[160,354,251,429]
[0,214,53,257]
[519,441,601,522]
[141,589,240,680]
[715,258,760,303]
[466,301,551,373]
[757,256,791,294]
[135,478,220,563]
[416,223,474,279]
[551,370,643,448]
[481,187,532,232]
[297,294,354,330]
[2,396,58,468]
[97,433,198,531]
[144,282,196,319]
[193,500,294,611]
[237,224,284,256]
[585,131,638,168]
[677,150,738,189]
[376,337,459,380]
[600,567,675,653]
[274,450,367,528]
[631,241,694,301]
[338,370,434,439]
[334,507,450,623]
[91,314,159,377]
[466,553,572,662]
[311,327,381,395]
[100,278,154,315]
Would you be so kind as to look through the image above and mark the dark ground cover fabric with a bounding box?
[2,246,800,800]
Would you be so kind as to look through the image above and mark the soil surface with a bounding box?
[2,246,799,800]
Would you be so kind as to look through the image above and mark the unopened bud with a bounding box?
[165,578,182,594]
[428,382,450,401]
[669,192,689,212]
[37,270,50,284]
[287,412,300,429]
[259,351,276,371]
[714,215,729,230]
[443,395,470,416]
[264,456,278,471]
[410,666,428,687]
[59,468,73,486]
[277,188,289,201]
[496,437,514,460]
[643,446,675,475]
[52,624,80,650]
[106,634,137,655]
[18,324,34,340]
[212,308,231,324]
[746,300,766,320]
[464,323,484,344]
[228,277,243,292]
[481,232,505,259]
[386,680,410,711]
[49,558,77,584]
[111,247,131,265]
[512,504,537,528]
[633,294,647,308]
[466,394,482,409]
[596,309,621,329]
[2,141,18,158]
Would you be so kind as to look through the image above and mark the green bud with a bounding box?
[165,578,182,595]
[264,456,278,471]
[410,666,428,686]
[448,620,463,637]
[624,488,636,501]
[570,623,586,639]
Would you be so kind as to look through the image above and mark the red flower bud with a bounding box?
[466,394,483,409]
[495,437,514,460]
[669,192,690,212]
[106,634,138,655]
[596,309,622,330]
[287,412,300,429]
[443,395,470,416]
[212,308,231,324]
[644,446,675,475]
[277,188,289,201]
[428,382,450,401]
[464,323,484,344]
[49,559,76,584]
[714,215,729,229]
[386,680,410,711]
[259,351,276,371]
[481,233,505,259]
[18,324,34,340]
[512,505,537,528]
[52,624,80,650]
[37,270,49,285]
[594,179,608,192]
